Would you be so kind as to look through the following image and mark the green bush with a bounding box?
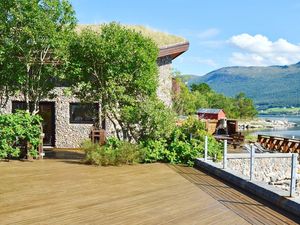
[82,137,144,166]
[0,111,42,159]
[83,117,223,167]
[120,97,176,142]
[142,116,222,166]
[142,139,170,163]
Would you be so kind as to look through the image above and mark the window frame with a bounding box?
[69,103,99,124]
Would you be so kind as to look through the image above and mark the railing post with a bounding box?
[223,140,227,169]
[290,153,298,197]
[250,144,255,181]
[204,136,208,161]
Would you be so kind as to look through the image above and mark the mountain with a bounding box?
[184,62,300,109]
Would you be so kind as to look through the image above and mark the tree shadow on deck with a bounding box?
[44,149,84,160]
[169,164,300,225]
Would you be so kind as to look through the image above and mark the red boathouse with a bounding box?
[197,108,226,120]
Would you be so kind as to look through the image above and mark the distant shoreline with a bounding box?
[238,118,297,130]
[258,107,300,116]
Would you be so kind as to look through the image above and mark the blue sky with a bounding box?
[71,0,300,75]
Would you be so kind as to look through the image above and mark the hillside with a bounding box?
[184,62,300,109]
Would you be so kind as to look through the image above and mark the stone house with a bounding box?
[2,26,189,148]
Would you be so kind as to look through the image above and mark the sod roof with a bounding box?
[76,24,186,48]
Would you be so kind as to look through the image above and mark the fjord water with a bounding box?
[253,115,300,139]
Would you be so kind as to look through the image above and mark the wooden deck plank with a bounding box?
[169,165,300,225]
[0,160,248,225]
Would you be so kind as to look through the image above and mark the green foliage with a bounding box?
[0,0,76,113]
[173,78,208,115]
[120,97,176,142]
[180,116,206,136]
[173,76,257,119]
[142,117,222,166]
[190,83,212,94]
[82,137,144,166]
[0,111,42,159]
[83,117,222,167]
[234,92,257,118]
[142,139,170,163]
[68,22,160,140]
[244,133,257,142]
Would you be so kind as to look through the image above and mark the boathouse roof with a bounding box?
[197,108,224,114]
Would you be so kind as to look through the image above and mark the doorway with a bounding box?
[12,101,56,146]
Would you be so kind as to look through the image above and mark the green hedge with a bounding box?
[0,111,42,159]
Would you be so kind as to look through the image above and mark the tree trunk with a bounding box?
[107,113,121,140]
[25,64,31,113]
[32,99,39,115]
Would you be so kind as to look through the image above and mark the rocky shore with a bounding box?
[238,118,297,130]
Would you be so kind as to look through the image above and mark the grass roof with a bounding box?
[76,24,186,48]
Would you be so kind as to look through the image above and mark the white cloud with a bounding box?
[228,33,300,66]
[197,28,220,39]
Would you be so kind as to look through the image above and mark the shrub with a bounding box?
[82,137,144,166]
[195,130,223,161]
[83,117,223,167]
[142,116,222,166]
[142,139,170,163]
[0,111,42,160]
[115,142,143,165]
[120,97,176,142]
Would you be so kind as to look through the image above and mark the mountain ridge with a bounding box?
[183,62,300,109]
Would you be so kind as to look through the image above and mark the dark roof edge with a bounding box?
[158,42,189,60]
[197,108,223,114]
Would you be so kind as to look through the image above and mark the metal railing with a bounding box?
[203,136,298,197]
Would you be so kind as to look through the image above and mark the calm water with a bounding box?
[252,115,300,139]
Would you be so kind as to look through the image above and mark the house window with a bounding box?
[69,103,99,124]
[12,101,29,112]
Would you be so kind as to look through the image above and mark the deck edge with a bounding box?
[194,158,300,217]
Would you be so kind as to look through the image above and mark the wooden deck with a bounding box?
[0,160,298,224]
[171,165,300,225]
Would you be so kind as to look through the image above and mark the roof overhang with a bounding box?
[158,42,189,60]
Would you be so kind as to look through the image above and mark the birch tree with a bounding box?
[0,0,76,114]
[68,23,163,141]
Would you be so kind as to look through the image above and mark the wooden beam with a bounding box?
[158,42,189,60]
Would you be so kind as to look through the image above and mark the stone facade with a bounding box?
[157,56,173,107]
[52,88,96,148]
[2,55,174,148]
[3,88,96,148]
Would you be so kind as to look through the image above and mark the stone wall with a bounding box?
[227,157,300,196]
[157,55,173,107]
[227,158,292,182]
[53,88,96,148]
[2,100,12,114]
[2,87,95,148]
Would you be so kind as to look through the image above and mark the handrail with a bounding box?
[227,153,294,159]
[203,135,299,197]
[225,145,298,197]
